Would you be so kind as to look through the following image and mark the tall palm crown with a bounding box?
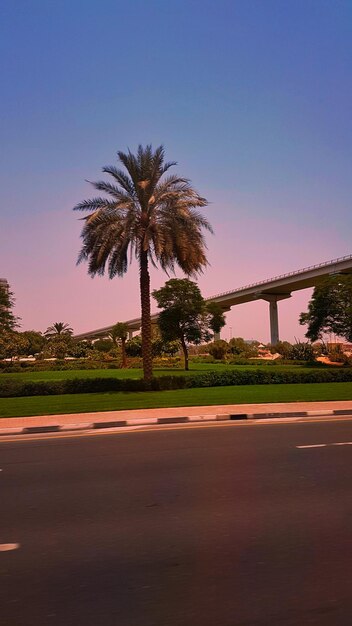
[45,322,73,337]
[74,145,212,380]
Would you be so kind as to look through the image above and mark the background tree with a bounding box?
[44,322,73,338]
[20,331,46,356]
[0,283,19,332]
[228,337,258,358]
[269,341,293,359]
[45,334,73,359]
[153,279,222,370]
[152,338,179,358]
[125,334,179,359]
[69,340,91,359]
[125,335,143,358]
[300,275,352,342]
[74,144,212,381]
[208,339,228,360]
[91,338,114,353]
[109,322,129,367]
[150,325,180,358]
[205,302,226,337]
[0,332,28,360]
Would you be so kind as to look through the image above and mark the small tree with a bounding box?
[228,337,258,358]
[0,283,19,332]
[69,340,91,359]
[126,335,143,358]
[153,279,224,370]
[300,275,352,342]
[92,338,114,353]
[270,341,293,359]
[208,339,228,360]
[152,338,179,357]
[0,332,28,360]
[45,334,73,359]
[20,331,46,356]
[206,302,226,337]
[109,322,129,368]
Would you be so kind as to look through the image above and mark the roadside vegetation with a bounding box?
[3,365,352,399]
[0,362,331,382]
[2,273,352,418]
[1,382,352,419]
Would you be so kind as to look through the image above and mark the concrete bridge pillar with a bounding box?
[256,293,291,345]
[128,330,134,341]
[269,299,280,345]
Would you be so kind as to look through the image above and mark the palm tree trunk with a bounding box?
[139,250,153,381]
[180,336,189,370]
[121,338,127,369]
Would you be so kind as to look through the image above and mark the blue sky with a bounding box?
[0,0,351,340]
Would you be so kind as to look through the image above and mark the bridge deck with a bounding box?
[74,254,352,340]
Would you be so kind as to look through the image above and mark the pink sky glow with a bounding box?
[1,193,348,344]
[1,1,351,346]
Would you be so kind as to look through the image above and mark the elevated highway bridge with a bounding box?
[74,254,352,345]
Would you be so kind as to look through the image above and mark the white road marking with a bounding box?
[297,444,327,448]
[297,441,352,449]
[0,543,20,552]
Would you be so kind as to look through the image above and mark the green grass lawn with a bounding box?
[0,362,329,382]
[1,382,352,418]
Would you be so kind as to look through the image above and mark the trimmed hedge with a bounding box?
[1,368,352,398]
[0,356,181,373]
[0,359,121,373]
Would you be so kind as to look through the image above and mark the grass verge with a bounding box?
[1,382,352,418]
[0,363,330,382]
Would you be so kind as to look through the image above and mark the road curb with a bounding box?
[0,409,351,437]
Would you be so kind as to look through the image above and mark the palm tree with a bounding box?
[74,145,212,381]
[44,322,73,337]
[109,322,129,368]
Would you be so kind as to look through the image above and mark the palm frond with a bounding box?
[92,181,132,202]
[73,198,119,212]
[102,165,136,196]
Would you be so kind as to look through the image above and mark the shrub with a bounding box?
[228,337,258,358]
[208,340,228,360]
[290,341,315,362]
[91,339,114,353]
[125,336,143,357]
[1,367,352,398]
[326,344,351,364]
[269,341,293,359]
[0,358,122,373]
[153,356,182,368]
[190,355,217,363]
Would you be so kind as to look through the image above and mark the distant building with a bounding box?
[327,342,352,354]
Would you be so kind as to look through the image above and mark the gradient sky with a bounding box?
[1,0,351,342]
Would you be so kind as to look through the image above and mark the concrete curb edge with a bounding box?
[0,409,351,437]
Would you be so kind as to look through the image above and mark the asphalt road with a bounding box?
[1,419,352,626]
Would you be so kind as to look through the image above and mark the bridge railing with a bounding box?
[209,253,352,301]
